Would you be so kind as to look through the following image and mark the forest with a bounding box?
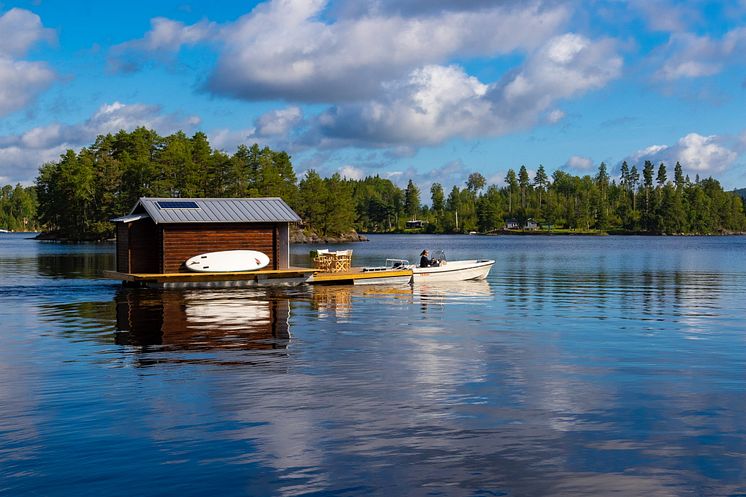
[0,184,39,232]
[2,127,743,240]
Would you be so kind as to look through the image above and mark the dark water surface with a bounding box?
[2,233,746,496]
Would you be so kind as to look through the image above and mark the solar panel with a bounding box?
[156,201,200,209]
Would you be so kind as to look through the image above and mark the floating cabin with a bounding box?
[105,197,413,288]
[106,197,311,287]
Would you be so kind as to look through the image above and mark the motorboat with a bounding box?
[412,259,494,282]
[378,252,494,283]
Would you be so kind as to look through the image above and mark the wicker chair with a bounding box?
[332,250,352,272]
[313,249,334,272]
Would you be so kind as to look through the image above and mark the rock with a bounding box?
[290,225,368,244]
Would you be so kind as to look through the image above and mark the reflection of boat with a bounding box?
[413,279,492,298]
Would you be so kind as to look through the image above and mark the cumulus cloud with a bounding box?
[564,155,594,170]
[309,34,621,149]
[626,0,701,33]
[0,102,200,184]
[209,106,303,151]
[0,8,56,58]
[0,8,57,117]
[654,28,746,81]
[120,0,567,102]
[338,165,365,180]
[628,133,738,175]
[109,17,216,71]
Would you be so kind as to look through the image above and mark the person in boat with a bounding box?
[420,250,440,267]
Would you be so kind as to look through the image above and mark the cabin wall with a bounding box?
[277,223,290,269]
[129,219,161,274]
[161,223,276,273]
[116,224,129,272]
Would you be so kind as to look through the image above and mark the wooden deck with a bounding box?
[309,267,413,285]
[103,266,413,288]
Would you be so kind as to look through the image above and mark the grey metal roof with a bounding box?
[120,197,301,224]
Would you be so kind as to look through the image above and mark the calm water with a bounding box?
[1,233,746,496]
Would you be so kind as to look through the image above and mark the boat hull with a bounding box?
[412,260,494,282]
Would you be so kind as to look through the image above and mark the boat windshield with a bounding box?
[432,250,447,262]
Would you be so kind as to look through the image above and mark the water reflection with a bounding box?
[114,289,290,351]
[311,284,413,320]
[36,252,114,278]
[4,235,746,496]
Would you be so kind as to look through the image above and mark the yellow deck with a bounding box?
[104,266,412,286]
[309,267,413,284]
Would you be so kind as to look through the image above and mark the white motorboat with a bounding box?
[412,259,494,282]
[380,252,494,283]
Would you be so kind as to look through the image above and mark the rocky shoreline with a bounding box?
[290,226,368,244]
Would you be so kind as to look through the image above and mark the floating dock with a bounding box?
[104,267,413,288]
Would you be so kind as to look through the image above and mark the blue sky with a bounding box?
[1,0,746,191]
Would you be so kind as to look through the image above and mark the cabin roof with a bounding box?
[112,197,301,224]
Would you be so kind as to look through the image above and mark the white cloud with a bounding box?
[118,0,568,102]
[0,102,200,184]
[309,34,621,149]
[0,8,56,58]
[565,155,594,170]
[629,133,738,175]
[654,28,746,81]
[626,0,700,33]
[209,106,303,151]
[0,58,57,116]
[313,64,491,147]
[546,109,566,124]
[338,165,365,180]
[256,106,303,136]
[109,17,215,71]
[0,9,57,117]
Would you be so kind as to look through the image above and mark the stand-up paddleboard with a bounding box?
[185,250,270,272]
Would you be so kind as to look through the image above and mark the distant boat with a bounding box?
[185,250,270,272]
[0,228,9,233]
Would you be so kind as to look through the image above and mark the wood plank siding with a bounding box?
[116,223,129,272]
[129,219,161,274]
[161,223,276,273]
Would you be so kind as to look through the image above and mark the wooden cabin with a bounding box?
[112,197,301,274]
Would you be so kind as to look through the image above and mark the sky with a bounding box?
[1,0,746,192]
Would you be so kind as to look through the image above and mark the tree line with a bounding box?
[9,127,746,239]
[0,184,39,231]
[404,162,746,234]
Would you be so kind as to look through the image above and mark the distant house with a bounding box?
[406,220,426,229]
[505,219,519,229]
[111,197,301,274]
[525,219,539,230]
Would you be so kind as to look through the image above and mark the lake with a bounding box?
[1,233,746,496]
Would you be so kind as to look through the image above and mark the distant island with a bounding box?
[1,127,744,241]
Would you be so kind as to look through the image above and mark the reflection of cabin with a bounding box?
[405,219,426,229]
[112,198,301,274]
[505,219,519,229]
[525,219,539,230]
[114,289,290,350]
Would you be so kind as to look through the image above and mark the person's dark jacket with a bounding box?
[420,256,430,267]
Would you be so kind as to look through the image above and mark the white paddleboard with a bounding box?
[185,250,270,272]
